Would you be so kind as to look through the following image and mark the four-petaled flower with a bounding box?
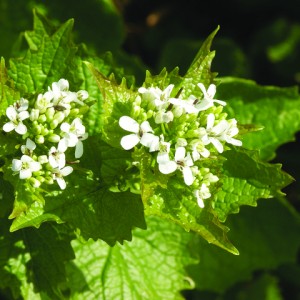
[203,113,242,153]
[175,147,195,186]
[119,116,159,151]
[58,118,87,157]
[3,106,29,135]
[195,83,227,111]
[52,166,73,190]
[193,183,211,208]
[48,146,66,169]
[12,155,41,179]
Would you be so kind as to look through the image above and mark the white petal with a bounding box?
[120,134,140,150]
[182,167,195,186]
[195,99,212,111]
[214,99,227,106]
[207,84,216,98]
[119,116,139,133]
[225,137,242,146]
[18,110,30,121]
[158,161,177,174]
[56,177,66,190]
[175,146,186,161]
[206,114,215,130]
[140,133,158,149]
[58,138,68,153]
[15,123,27,135]
[12,159,22,172]
[6,106,17,120]
[75,141,83,158]
[66,133,79,147]
[140,121,153,133]
[211,138,224,153]
[211,120,228,135]
[197,83,207,96]
[61,166,73,176]
[26,138,36,151]
[20,169,32,179]
[3,122,15,132]
[157,152,170,164]
[60,122,71,133]
[29,161,41,172]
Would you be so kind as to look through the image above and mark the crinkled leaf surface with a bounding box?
[217,77,300,161]
[67,216,197,300]
[212,148,293,222]
[187,197,300,293]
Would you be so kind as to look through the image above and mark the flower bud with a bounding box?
[69,108,80,118]
[29,177,41,188]
[38,155,48,164]
[50,119,59,129]
[35,135,45,144]
[48,134,61,143]
[38,114,47,123]
[54,111,65,124]
[30,109,40,121]
[46,107,55,121]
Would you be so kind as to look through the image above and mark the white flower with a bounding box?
[35,92,53,113]
[195,83,226,111]
[58,118,86,153]
[119,116,159,151]
[189,139,210,161]
[13,98,29,112]
[175,147,195,186]
[154,110,174,124]
[49,146,66,169]
[3,106,29,135]
[52,166,73,190]
[138,84,174,109]
[203,114,242,153]
[157,136,177,174]
[21,138,36,155]
[168,96,199,114]
[193,183,211,208]
[12,155,41,179]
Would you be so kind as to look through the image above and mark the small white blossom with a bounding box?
[154,110,174,124]
[119,116,159,151]
[157,136,177,174]
[12,155,41,179]
[58,118,86,153]
[189,139,210,161]
[52,166,73,190]
[195,83,227,111]
[193,183,211,208]
[139,84,174,109]
[175,147,195,186]
[48,146,66,169]
[35,92,53,113]
[3,106,29,135]
[14,98,29,112]
[21,138,36,155]
[169,96,199,114]
[203,114,242,153]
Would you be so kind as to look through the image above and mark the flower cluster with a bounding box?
[119,82,242,208]
[3,79,89,190]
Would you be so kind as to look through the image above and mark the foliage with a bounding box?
[0,1,299,299]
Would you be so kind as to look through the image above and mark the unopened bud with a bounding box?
[48,134,61,143]
[35,135,45,144]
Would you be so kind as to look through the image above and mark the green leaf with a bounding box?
[8,10,77,94]
[139,150,238,255]
[0,57,20,116]
[9,137,146,246]
[212,148,294,222]
[67,216,197,300]
[187,197,300,293]
[217,77,300,161]
[86,61,135,145]
[180,26,219,98]
[23,223,75,298]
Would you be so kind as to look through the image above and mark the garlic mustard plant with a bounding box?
[2,79,90,190]
[119,82,242,208]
